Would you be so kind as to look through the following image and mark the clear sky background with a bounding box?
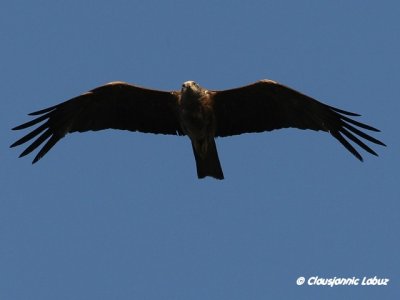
[1,1,399,299]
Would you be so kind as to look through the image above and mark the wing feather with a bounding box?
[11,82,182,163]
[213,80,385,160]
[19,130,53,158]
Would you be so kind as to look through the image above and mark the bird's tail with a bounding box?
[192,138,224,180]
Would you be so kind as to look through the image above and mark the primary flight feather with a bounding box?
[11,80,386,179]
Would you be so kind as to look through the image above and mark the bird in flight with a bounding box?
[11,79,385,180]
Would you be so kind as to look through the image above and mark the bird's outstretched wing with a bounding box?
[212,80,385,161]
[11,82,182,163]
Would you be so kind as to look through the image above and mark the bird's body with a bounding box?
[11,79,385,179]
[179,81,223,179]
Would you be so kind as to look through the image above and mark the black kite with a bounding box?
[11,80,386,179]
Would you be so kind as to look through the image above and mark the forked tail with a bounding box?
[191,138,224,180]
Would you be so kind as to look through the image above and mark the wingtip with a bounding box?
[374,139,386,147]
[328,105,361,117]
[28,104,58,116]
[12,124,25,131]
[32,155,41,164]
[354,152,364,162]
[366,125,380,133]
[18,149,30,158]
[10,137,25,148]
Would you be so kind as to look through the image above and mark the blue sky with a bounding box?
[1,1,399,299]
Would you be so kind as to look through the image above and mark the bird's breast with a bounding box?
[180,107,207,138]
[179,97,214,139]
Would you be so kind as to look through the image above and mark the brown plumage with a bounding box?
[11,79,386,179]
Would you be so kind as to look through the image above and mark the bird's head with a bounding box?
[181,81,203,94]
